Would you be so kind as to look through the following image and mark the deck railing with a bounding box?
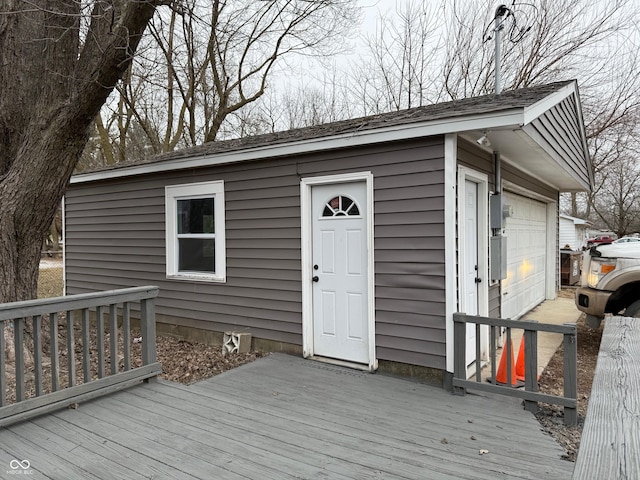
[0,286,161,427]
[453,313,577,425]
[572,316,639,479]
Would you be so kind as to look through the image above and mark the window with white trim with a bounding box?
[165,181,226,282]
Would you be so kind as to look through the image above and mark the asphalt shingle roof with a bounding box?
[86,80,575,172]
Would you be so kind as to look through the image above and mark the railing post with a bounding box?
[523,328,539,413]
[0,319,5,407]
[563,323,578,426]
[140,297,157,383]
[453,314,466,396]
[505,327,513,387]
[122,302,131,371]
[475,323,482,381]
[14,318,25,402]
[109,304,118,375]
[96,305,105,379]
[66,310,75,387]
[50,312,60,392]
[33,315,43,397]
[490,325,497,381]
[81,308,91,383]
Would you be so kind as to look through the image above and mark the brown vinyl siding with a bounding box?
[65,137,447,369]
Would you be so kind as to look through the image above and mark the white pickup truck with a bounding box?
[575,243,640,328]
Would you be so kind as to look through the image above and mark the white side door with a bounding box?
[463,180,479,366]
[311,182,369,364]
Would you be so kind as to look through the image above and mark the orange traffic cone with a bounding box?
[515,338,540,382]
[515,339,526,382]
[495,339,517,386]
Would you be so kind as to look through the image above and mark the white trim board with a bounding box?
[456,166,490,317]
[444,134,458,374]
[71,111,526,184]
[522,81,577,125]
[453,166,491,375]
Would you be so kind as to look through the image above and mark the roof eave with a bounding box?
[70,109,525,184]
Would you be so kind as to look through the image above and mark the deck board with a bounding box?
[119,386,460,480]
[0,353,573,479]
[31,414,202,479]
[178,375,563,469]
[572,316,640,479]
[49,403,251,480]
[82,395,339,480]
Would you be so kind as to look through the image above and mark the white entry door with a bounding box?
[463,180,479,366]
[311,182,369,364]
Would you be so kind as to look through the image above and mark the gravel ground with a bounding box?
[155,336,268,384]
[535,308,602,461]
[2,320,267,404]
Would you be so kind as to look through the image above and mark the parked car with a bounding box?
[575,243,640,328]
[613,236,640,244]
[585,235,617,248]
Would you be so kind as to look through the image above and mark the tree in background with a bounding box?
[589,143,640,235]
[345,0,640,233]
[591,155,640,236]
[0,0,169,369]
[348,0,444,114]
[82,0,360,169]
[0,0,166,304]
[75,0,640,234]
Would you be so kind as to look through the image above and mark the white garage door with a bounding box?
[501,191,547,320]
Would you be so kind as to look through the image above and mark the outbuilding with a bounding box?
[559,214,590,250]
[64,80,592,385]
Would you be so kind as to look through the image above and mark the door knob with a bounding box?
[312,276,319,282]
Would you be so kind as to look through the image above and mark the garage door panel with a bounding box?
[502,192,547,319]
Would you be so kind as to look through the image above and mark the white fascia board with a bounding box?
[560,213,588,225]
[570,82,594,188]
[522,81,577,126]
[70,110,525,184]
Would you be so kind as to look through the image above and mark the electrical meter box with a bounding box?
[491,235,507,281]
[490,194,514,229]
[490,194,504,229]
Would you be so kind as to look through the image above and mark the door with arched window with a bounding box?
[311,181,369,364]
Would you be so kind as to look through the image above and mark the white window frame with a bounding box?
[165,180,226,282]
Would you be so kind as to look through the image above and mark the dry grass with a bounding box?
[38,264,63,299]
[535,312,602,461]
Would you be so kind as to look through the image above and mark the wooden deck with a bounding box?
[572,316,640,479]
[0,354,573,479]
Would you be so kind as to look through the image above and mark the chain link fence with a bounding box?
[38,254,63,299]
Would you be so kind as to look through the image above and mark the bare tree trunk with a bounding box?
[0,1,160,368]
[571,192,578,217]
